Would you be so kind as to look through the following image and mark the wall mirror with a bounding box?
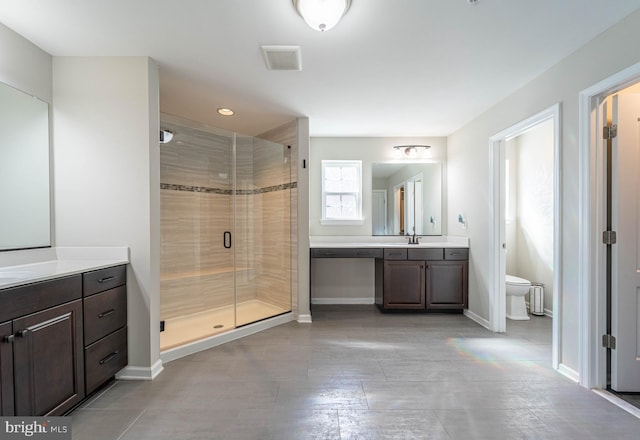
[372,163,441,236]
[0,81,51,251]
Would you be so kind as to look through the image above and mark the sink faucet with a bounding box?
[408,233,420,245]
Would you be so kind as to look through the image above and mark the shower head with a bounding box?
[159,129,174,144]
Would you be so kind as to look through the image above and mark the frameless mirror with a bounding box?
[372,163,442,236]
[0,81,51,250]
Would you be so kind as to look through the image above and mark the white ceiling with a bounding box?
[1,0,640,137]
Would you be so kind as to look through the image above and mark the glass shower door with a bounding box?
[160,114,292,352]
[159,119,236,350]
[234,135,292,326]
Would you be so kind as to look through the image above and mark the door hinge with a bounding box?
[603,125,618,140]
[602,334,617,349]
[603,230,617,245]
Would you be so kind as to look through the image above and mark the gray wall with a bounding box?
[447,9,640,379]
[52,57,160,376]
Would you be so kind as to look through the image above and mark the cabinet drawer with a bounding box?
[0,275,82,323]
[84,285,127,346]
[311,248,383,258]
[85,327,127,394]
[444,248,469,260]
[383,248,407,260]
[407,248,443,261]
[83,265,126,297]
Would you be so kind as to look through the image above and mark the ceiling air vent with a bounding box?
[261,45,302,71]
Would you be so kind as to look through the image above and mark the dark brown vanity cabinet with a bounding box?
[0,320,14,415]
[426,260,468,309]
[0,275,84,416]
[378,247,468,312]
[383,260,426,309]
[0,264,127,416]
[13,299,85,416]
[82,265,128,395]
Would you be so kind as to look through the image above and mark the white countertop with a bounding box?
[309,236,469,249]
[0,247,129,289]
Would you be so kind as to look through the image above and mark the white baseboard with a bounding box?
[311,297,375,305]
[525,301,553,318]
[297,313,312,323]
[116,358,164,381]
[160,312,295,363]
[557,363,580,383]
[464,309,491,330]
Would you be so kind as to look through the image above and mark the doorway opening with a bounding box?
[579,61,640,417]
[588,81,640,410]
[489,103,561,370]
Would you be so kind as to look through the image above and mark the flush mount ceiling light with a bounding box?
[293,0,352,32]
[217,108,234,116]
[393,145,432,159]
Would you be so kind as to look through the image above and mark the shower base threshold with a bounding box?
[160,299,288,351]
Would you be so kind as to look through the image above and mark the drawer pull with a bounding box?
[99,350,119,365]
[449,252,461,256]
[323,252,337,256]
[2,335,14,343]
[356,252,370,256]
[98,276,115,284]
[17,329,29,338]
[389,252,402,256]
[98,308,117,319]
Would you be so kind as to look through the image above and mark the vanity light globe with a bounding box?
[295,0,350,32]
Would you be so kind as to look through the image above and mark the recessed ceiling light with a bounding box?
[217,108,234,116]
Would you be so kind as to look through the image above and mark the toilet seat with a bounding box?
[506,275,530,285]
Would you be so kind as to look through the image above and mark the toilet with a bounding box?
[506,275,531,320]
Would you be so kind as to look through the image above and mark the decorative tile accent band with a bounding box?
[161,182,297,195]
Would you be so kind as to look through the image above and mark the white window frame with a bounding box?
[321,160,364,225]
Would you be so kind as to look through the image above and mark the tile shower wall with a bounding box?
[160,120,293,322]
[257,120,299,313]
[160,128,235,320]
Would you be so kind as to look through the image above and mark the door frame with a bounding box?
[489,103,561,370]
[578,61,640,389]
[372,189,387,235]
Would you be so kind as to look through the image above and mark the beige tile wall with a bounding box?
[257,120,299,313]
[160,117,296,323]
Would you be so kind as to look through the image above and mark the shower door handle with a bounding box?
[224,231,232,249]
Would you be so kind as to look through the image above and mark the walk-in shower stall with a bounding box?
[159,115,292,351]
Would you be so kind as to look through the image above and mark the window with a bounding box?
[321,160,363,224]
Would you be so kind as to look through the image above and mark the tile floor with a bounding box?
[72,306,640,439]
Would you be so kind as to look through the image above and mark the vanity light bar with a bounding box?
[393,145,431,158]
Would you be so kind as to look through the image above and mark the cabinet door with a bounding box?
[426,261,468,309]
[383,260,425,309]
[13,300,85,416]
[0,321,14,416]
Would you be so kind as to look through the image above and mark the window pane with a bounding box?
[342,206,356,218]
[321,160,361,221]
[341,195,356,208]
[341,167,357,180]
[325,167,341,180]
[325,180,342,192]
[326,195,341,207]
[341,178,358,192]
[326,206,341,218]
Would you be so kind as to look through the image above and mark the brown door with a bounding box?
[383,260,425,309]
[0,320,14,415]
[13,300,84,416]
[427,261,468,309]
